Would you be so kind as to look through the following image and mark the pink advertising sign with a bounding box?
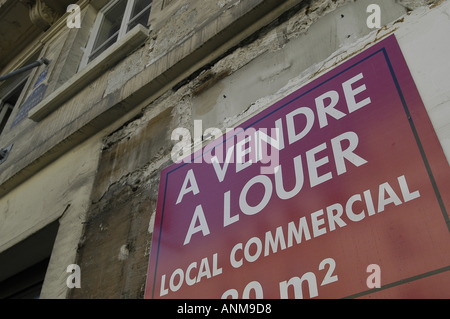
[145,35,450,299]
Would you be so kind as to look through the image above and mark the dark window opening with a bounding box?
[0,258,50,299]
[0,221,59,299]
[0,80,27,136]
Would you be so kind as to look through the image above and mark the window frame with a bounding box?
[79,0,152,70]
[0,77,29,137]
[0,100,14,136]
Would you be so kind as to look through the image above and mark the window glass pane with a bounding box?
[130,0,152,20]
[89,34,119,63]
[0,106,13,135]
[127,7,151,32]
[92,0,127,53]
[0,80,26,135]
[127,0,152,32]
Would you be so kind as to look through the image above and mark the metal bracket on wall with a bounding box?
[0,144,13,165]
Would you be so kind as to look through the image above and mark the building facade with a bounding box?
[0,0,449,298]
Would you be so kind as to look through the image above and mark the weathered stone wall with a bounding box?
[66,0,450,298]
[0,0,304,199]
[0,0,447,299]
[0,0,306,298]
[68,171,157,298]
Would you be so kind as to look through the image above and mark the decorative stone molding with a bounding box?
[19,0,61,30]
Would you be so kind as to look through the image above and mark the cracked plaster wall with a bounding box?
[0,0,444,299]
[67,0,450,298]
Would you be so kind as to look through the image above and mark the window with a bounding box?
[0,50,39,135]
[0,79,28,136]
[0,221,59,299]
[80,0,152,69]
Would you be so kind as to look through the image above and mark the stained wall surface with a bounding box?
[0,0,449,298]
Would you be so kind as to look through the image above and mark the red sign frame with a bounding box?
[145,35,450,299]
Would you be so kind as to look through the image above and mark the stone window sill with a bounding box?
[28,24,149,122]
